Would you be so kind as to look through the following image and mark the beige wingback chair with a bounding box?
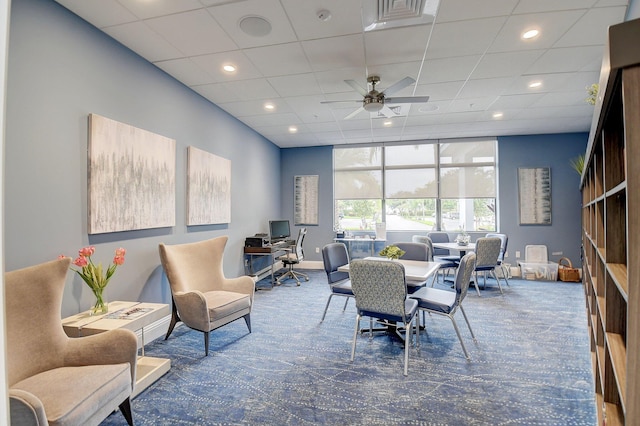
[159,236,255,356]
[6,258,138,426]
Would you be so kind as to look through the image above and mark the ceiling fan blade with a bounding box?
[381,76,416,96]
[345,79,368,96]
[344,107,365,120]
[378,105,398,118]
[385,96,430,104]
[320,100,362,104]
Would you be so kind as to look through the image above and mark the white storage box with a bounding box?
[519,261,558,281]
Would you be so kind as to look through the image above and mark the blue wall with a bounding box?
[6,0,281,317]
[281,134,587,268]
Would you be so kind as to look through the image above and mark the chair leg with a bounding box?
[243,313,252,332]
[403,319,411,376]
[459,305,476,342]
[164,300,181,340]
[321,294,334,322]
[119,397,134,426]
[473,272,482,296]
[342,297,349,311]
[204,331,210,356]
[490,270,504,294]
[351,315,361,361]
[449,315,470,360]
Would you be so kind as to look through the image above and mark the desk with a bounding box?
[62,301,171,398]
[244,244,291,287]
[338,257,440,284]
[334,238,386,259]
[432,242,476,256]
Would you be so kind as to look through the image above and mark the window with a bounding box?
[334,139,497,232]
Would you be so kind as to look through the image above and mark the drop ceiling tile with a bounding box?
[191,83,239,104]
[555,7,627,47]
[302,34,366,72]
[436,0,520,22]
[513,0,599,14]
[268,74,321,97]
[314,67,370,94]
[55,0,138,28]
[145,9,237,56]
[427,18,507,59]
[490,93,546,109]
[116,0,203,19]
[222,79,280,101]
[448,96,500,112]
[244,43,312,77]
[207,0,297,48]
[154,58,214,86]
[240,112,301,127]
[418,56,482,84]
[415,81,465,100]
[102,22,184,62]
[280,0,363,40]
[594,0,629,5]
[531,90,592,107]
[528,46,603,74]
[472,50,545,79]
[364,25,434,65]
[190,51,263,81]
[218,99,293,117]
[457,77,514,98]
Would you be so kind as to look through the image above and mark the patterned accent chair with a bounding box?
[159,236,255,356]
[410,252,477,359]
[485,233,510,286]
[349,259,419,376]
[394,241,430,293]
[320,243,354,321]
[6,258,137,426]
[472,237,504,296]
[412,235,457,286]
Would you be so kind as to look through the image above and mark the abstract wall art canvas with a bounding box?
[187,146,231,225]
[518,167,552,225]
[88,114,176,234]
[294,175,318,225]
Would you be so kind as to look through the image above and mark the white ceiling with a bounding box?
[54,0,628,148]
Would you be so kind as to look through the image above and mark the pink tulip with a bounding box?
[79,246,95,257]
[115,247,126,257]
[113,255,125,265]
[73,256,88,267]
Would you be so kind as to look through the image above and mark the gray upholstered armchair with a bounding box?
[159,236,255,356]
[6,258,138,426]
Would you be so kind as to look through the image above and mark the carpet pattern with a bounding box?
[102,271,595,425]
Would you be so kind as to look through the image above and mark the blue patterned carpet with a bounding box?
[102,271,595,425]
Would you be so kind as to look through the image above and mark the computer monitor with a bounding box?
[269,220,291,243]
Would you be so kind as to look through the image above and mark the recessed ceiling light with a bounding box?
[492,112,504,119]
[383,121,392,127]
[223,64,236,73]
[288,126,298,133]
[239,16,272,37]
[529,81,542,88]
[522,29,539,40]
[264,103,275,111]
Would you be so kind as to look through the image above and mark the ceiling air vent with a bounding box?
[363,0,440,32]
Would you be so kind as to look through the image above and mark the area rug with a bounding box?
[101,271,595,425]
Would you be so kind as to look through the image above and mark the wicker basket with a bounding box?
[558,257,581,282]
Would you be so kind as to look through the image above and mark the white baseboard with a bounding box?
[299,260,323,270]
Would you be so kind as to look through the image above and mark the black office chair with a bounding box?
[276,228,309,286]
[320,243,354,321]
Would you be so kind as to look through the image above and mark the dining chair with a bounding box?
[349,259,419,376]
[394,241,430,293]
[410,252,477,359]
[320,242,354,321]
[485,233,510,286]
[472,237,503,296]
[413,235,457,286]
[427,231,461,263]
[277,227,309,286]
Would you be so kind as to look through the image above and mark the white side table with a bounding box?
[62,301,171,397]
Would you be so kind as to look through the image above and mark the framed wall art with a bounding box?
[88,113,176,234]
[518,167,552,225]
[187,146,231,225]
[294,175,318,225]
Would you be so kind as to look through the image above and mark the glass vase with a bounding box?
[90,288,108,316]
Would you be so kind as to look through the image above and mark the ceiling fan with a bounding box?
[321,75,430,119]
